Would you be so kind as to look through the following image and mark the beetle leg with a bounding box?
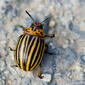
[37,64,44,79]
[45,34,55,38]
[11,65,18,67]
[45,44,55,55]
[45,44,48,54]
[45,44,54,55]
[17,25,26,30]
[9,47,16,51]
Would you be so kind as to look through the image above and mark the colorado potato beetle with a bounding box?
[10,10,55,78]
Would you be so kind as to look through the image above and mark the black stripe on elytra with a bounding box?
[29,37,39,70]
[33,40,44,70]
[26,37,36,66]
[30,38,42,69]
[27,37,36,56]
[18,35,25,68]
[23,35,33,70]
[23,36,28,57]
[26,35,33,54]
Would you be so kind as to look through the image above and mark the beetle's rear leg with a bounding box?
[11,65,18,67]
[45,44,48,54]
[9,47,15,51]
[37,64,44,79]
[45,44,53,55]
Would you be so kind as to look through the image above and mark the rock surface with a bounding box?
[0,0,85,85]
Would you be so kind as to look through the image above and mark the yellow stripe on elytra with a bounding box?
[26,37,38,71]
[31,38,40,67]
[34,42,45,70]
[20,36,26,70]
[26,37,35,71]
[24,36,29,55]
[16,35,24,66]
[30,40,43,71]
[24,35,29,62]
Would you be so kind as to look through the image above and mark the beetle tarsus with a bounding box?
[38,74,44,79]
[17,25,26,30]
[9,47,15,51]
[45,34,55,38]
[37,65,44,79]
[11,65,18,67]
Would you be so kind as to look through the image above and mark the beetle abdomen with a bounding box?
[15,34,45,71]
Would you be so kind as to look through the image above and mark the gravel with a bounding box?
[0,0,85,85]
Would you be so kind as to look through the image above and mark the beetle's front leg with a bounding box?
[9,47,16,51]
[17,25,26,30]
[45,34,55,38]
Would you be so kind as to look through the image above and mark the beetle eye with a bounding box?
[37,25,43,29]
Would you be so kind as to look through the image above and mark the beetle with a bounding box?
[9,10,55,78]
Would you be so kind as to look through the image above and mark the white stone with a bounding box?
[41,74,51,83]
[49,20,56,27]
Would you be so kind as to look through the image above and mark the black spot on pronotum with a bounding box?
[37,25,43,29]
[36,33,38,35]
[40,32,43,35]
[31,27,33,30]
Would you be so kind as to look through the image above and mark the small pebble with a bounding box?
[49,20,56,27]
[80,55,85,64]
[41,74,51,83]
[69,21,73,30]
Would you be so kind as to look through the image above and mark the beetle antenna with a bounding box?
[25,10,35,21]
[41,16,51,24]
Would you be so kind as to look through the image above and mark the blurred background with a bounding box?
[0,0,85,85]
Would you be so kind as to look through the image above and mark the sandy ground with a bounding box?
[0,0,85,85]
